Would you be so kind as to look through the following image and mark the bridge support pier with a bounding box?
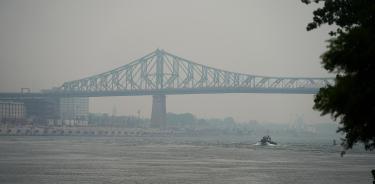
[150,94,166,129]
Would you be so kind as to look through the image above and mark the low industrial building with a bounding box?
[1,97,89,126]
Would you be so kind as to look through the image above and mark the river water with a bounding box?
[0,136,374,184]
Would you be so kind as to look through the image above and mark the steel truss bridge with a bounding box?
[0,49,334,128]
[57,49,333,96]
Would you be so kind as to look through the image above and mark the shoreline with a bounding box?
[0,125,175,136]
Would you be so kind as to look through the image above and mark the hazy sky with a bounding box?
[0,0,335,124]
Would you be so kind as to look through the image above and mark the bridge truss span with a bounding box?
[58,49,334,96]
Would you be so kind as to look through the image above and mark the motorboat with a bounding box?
[256,135,277,146]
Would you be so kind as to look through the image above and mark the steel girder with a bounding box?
[56,49,334,96]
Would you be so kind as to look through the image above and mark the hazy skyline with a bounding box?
[0,0,334,123]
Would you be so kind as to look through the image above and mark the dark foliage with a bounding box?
[303,0,375,150]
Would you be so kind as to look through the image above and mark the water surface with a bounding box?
[0,136,373,184]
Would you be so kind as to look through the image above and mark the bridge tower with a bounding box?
[150,94,166,129]
[150,49,167,129]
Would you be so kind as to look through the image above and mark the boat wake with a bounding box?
[255,141,277,146]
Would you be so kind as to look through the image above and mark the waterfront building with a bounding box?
[21,98,60,121]
[0,101,25,122]
[59,97,89,126]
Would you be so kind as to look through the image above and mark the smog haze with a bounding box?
[0,0,333,123]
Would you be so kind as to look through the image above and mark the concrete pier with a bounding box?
[150,94,166,129]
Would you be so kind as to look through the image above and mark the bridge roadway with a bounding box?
[0,86,320,99]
